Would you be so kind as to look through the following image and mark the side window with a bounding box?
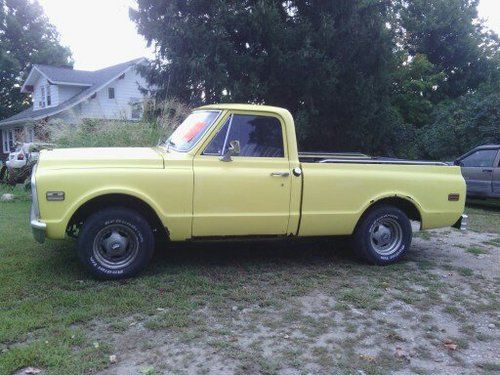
[204,114,284,158]
[460,150,498,167]
[203,118,230,155]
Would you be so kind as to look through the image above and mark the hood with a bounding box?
[38,147,164,169]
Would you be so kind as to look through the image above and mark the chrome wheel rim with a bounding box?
[369,217,403,256]
[93,224,139,269]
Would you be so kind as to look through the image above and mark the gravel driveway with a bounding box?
[90,228,500,375]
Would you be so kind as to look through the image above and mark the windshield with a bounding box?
[164,110,221,152]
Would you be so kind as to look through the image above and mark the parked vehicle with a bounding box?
[30,104,467,279]
[6,143,39,169]
[453,144,500,199]
[2,143,42,185]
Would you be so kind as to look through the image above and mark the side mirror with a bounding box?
[220,140,240,162]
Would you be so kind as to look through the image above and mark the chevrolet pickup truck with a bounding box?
[31,104,467,279]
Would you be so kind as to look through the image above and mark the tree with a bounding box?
[131,0,399,154]
[0,0,73,119]
[392,54,446,129]
[418,82,499,160]
[394,0,499,99]
[131,0,498,157]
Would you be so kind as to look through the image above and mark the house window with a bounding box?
[108,87,115,99]
[130,99,142,120]
[26,128,35,143]
[40,87,46,108]
[46,85,52,106]
[2,129,9,153]
[2,128,23,154]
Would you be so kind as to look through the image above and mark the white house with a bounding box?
[0,58,148,159]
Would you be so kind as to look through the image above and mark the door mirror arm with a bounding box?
[220,140,240,162]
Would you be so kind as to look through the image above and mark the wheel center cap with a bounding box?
[102,231,129,257]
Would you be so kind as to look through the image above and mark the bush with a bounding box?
[417,85,499,160]
[42,99,191,148]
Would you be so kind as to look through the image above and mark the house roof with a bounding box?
[0,58,146,127]
[34,65,96,86]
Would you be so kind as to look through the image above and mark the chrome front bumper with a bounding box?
[30,217,46,243]
[30,164,46,243]
[452,214,468,231]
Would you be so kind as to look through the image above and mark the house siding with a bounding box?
[33,77,60,110]
[77,69,147,121]
[58,85,84,104]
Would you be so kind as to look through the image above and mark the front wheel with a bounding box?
[353,205,412,265]
[77,207,155,279]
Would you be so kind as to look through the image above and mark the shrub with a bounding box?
[417,85,499,160]
[41,99,191,148]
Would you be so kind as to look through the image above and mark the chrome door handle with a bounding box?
[270,171,290,177]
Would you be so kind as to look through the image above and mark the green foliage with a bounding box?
[394,0,499,99]
[392,54,446,129]
[418,83,500,160]
[131,0,398,154]
[49,120,164,148]
[131,0,498,159]
[46,99,191,148]
[0,0,73,119]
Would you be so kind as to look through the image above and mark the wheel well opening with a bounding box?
[67,194,168,239]
[365,197,422,223]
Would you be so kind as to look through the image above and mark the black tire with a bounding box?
[353,204,412,265]
[77,207,155,279]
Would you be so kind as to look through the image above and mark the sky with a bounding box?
[37,0,154,70]
[38,0,500,71]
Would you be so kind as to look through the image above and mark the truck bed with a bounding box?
[298,152,446,166]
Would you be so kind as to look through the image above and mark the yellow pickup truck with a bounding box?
[31,104,467,279]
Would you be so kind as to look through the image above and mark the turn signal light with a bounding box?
[448,193,460,201]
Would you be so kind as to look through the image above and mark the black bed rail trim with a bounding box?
[299,152,369,159]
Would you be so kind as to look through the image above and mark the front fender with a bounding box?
[36,167,194,241]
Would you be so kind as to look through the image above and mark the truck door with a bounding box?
[459,148,498,197]
[192,113,292,237]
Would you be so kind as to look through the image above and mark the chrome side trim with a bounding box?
[319,159,448,166]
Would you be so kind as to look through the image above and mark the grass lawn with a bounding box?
[0,189,499,374]
[465,199,500,233]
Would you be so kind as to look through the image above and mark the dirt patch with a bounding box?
[90,229,499,374]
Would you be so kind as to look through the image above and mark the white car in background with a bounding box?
[5,143,40,169]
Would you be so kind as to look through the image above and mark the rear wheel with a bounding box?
[353,205,412,265]
[77,207,154,279]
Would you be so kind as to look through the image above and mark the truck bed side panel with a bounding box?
[299,163,466,236]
